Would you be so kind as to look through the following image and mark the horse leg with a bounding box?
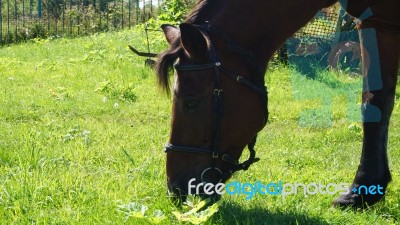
[333,28,400,208]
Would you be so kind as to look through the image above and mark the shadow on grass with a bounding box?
[212,203,328,225]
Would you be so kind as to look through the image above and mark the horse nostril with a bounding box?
[168,184,185,197]
[172,186,183,196]
[168,184,187,204]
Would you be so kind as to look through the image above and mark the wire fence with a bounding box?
[295,8,340,40]
[276,6,361,76]
[277,6,357,63]
[0,0,162,44]
[1,1,353,49]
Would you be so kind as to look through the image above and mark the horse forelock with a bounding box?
[156,0,221,94]
[155,39,182,94]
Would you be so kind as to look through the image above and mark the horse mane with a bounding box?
[155,0,220,94]
[186,0,218,24]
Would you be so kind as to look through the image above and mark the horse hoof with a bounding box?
[332,192,385,209]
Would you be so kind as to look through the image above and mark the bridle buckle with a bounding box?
[212,152,219,158]
[213,89,223,96]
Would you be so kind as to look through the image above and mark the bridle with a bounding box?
[164,22,268,182]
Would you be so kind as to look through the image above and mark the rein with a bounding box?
[164,22,268,182]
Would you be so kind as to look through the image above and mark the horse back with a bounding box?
[346,0,400,34]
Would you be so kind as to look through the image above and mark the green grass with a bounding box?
[0,29,399,224]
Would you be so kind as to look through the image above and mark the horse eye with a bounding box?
[185,99,199,108]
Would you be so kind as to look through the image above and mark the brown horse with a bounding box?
[156,0,400,208]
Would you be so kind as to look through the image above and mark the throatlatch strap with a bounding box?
[239,136,260,170]
[219,135,260,172]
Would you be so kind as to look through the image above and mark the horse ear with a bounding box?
[179,23,208,59]
[161,24,180,45]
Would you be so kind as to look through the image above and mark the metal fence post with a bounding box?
[135,0,138,24]
[98,0,101,31]
[113,0,116,28]
[128,0,131,29]
[0,0,2,42]
[47,0,50,33]
[121,0,124,29]
[106,0,109,29]
[30,0,32,19]
[22,0,25,27]
[55,0,58,34]
[29,1,33,30]
[69,0,71,34]
[38,0,42,18]
[62,0,66,32]
[7,0,10,42]
[14,0,17,41]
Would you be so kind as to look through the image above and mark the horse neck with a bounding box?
[210,0,334,71]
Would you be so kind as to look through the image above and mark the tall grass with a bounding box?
[0,29,399,224]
